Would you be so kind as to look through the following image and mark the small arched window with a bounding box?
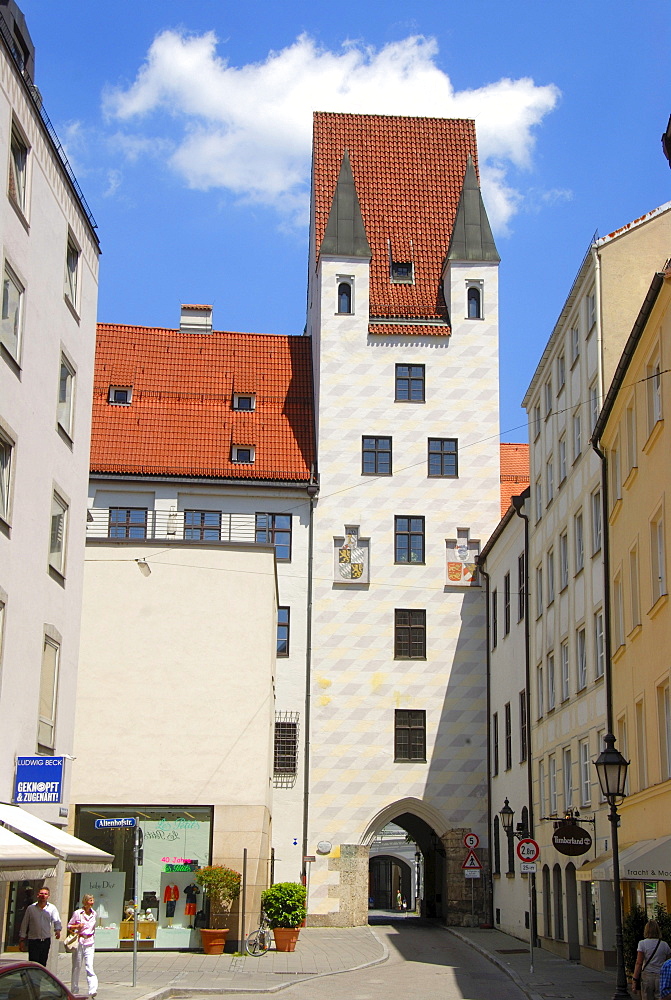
[493,816,500,875]
[338,282,352,315]
[467,285,481,319]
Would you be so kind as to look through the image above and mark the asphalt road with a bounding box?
[222,919,526,1000]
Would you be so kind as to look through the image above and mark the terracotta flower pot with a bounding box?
[200,927,230,955]
[272,927,300,952]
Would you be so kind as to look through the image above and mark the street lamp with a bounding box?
[594,733,630,1000]
[499,799,534,973]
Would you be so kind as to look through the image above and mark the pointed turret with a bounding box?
[447,155,500,263]
[320,151,371,259]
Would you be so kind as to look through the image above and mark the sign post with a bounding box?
[462,846,482,920]
[516,839,540,973]
[93,819,139,984]
[303,857,315,928]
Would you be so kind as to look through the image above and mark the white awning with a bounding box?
[0,804,113,872]
[576,836,671,882]
[0,826,58,881]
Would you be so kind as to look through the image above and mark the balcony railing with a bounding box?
[87,508,257,544]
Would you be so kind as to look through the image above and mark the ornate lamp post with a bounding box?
[594,733,630,1000]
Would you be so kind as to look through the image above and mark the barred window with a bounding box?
[394,709,426,762]
[274,712,299,788]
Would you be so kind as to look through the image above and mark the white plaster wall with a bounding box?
[307,255,501,916]
[0,46,99,821]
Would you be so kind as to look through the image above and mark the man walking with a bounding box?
[660,958,671,999]
[19,887,62,965]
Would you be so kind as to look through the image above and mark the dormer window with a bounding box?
[391,262,413,284]
[108,386,132,405]
[232,445,255,464]
[233,394,256,411]
[467,284,482,320]
[337,280,352,315]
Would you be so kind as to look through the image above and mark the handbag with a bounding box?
[64,930,79,952]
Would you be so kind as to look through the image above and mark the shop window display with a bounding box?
[74,806,212,950]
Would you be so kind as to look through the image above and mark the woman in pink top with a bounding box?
[68,894,98,998]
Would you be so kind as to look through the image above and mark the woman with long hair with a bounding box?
[68,894,98,998]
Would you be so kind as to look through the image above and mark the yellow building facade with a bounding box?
[595,264,671,915]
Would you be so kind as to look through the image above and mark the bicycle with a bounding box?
[245,910,272,956]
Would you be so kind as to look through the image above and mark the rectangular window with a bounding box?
[394,709,426,761]
[594,611,605,678]
[559,436,567,484]
[518,553,526,621]
[109,386,132,405]
[109,507,147,539]
[427,438,458,477]
[592,490,602,553]
[573,411,582,461]
[658,682,671,781]
[57,356,75,437]
[538,759,546,817]
[231,445,254,464]
[544,379,553,417]
[2,261,24,360]
[580,739,591,805]
[535,479,542,522]
[647,355,663,432]
[504,702,512,770]
[617,717,629,794]
[8,124,28,212]
[491,589,498,649]
[277,606,290,657]
[536,564,543,617]
[519,691,528,762]
[274,715,298,775]
[256,512,292,561]
[395,364,425,402]
[636,699,647,790]
[613,573,624,649]
[492,712,499,775]
[610,440,622,506]
[650,509,667,604]
[571,325,580,364]
[0,433,12,523]
[38,636,59,751]
[561,641,570,701]
[362,436,392,475]
[574,511,584,572]
[537,665,544,718]
[587,291,596,330]
[184,509,221,540]
[626,403,637,475]
[597,728,607,800]
[394,609,426,659]
[395,516,424,564]
[577,627,587,690]
[629,545,640,628]
[557,354,566,391]
[49,492,67,575]
[504,572,511,635]
[546,458,554,504]
[233,393,255,411]
[589,382,599,433]
[563,747,573,808]
[560,532,569,590]
[533,404,541,439]
[549,755,557,813]
[547,549,555,603]
[64,236,79,309]
[547,653,556,711]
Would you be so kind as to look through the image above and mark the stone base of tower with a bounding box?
[444,829,489,927]
[307,844,370,927]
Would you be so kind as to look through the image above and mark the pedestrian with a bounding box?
[68,894,98,998]
[632,919,671,1000]
[396,889,402,910]
[18,886,62,966]
[659,957,671,999]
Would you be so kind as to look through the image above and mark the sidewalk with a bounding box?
[447,925,616,1000]
[41,926,387,1000]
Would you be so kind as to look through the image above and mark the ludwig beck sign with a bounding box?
[552,823,592,857]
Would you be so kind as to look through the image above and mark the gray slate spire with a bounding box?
[447,155,500,263]
[320,151,372,259]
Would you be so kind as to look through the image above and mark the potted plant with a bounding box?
[194,864,241,955]
[261,882,307,952]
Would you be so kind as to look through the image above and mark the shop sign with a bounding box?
[14,756,64,803]
[552,823,592,856]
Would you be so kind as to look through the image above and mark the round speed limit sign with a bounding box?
[516,838,540,863]
[463,833,480,849]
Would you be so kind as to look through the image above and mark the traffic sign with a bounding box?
[462,849,482,870]
[516,838,540,862]
[303,856,316,863]
[520,862,537,874]
[463,833,480,849]
[464,870,481,879]
[94,817,136,829]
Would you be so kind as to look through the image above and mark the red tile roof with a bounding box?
[500,443,530,517]
[91,325,315,483]
[312,113,478,329]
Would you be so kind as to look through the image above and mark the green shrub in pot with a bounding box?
[261,882,307,928]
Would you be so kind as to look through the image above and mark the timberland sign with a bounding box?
[552,823,592,856]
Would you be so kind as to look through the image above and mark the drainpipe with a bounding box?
[301,476,318,884]
[591,438,614,733]
[477,555,494,928]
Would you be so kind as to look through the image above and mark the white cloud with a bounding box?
[104,31,560,232]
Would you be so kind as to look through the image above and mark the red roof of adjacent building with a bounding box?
[90,324,315,483]
[499,443,530,517]
[312,113,478,330]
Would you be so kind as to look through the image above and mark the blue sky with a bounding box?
[21,1,670,440]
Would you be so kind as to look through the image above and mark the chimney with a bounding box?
[180,304,213,334]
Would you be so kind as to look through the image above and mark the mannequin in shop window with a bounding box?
[183,884,200,928]
[163,884,179,926]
